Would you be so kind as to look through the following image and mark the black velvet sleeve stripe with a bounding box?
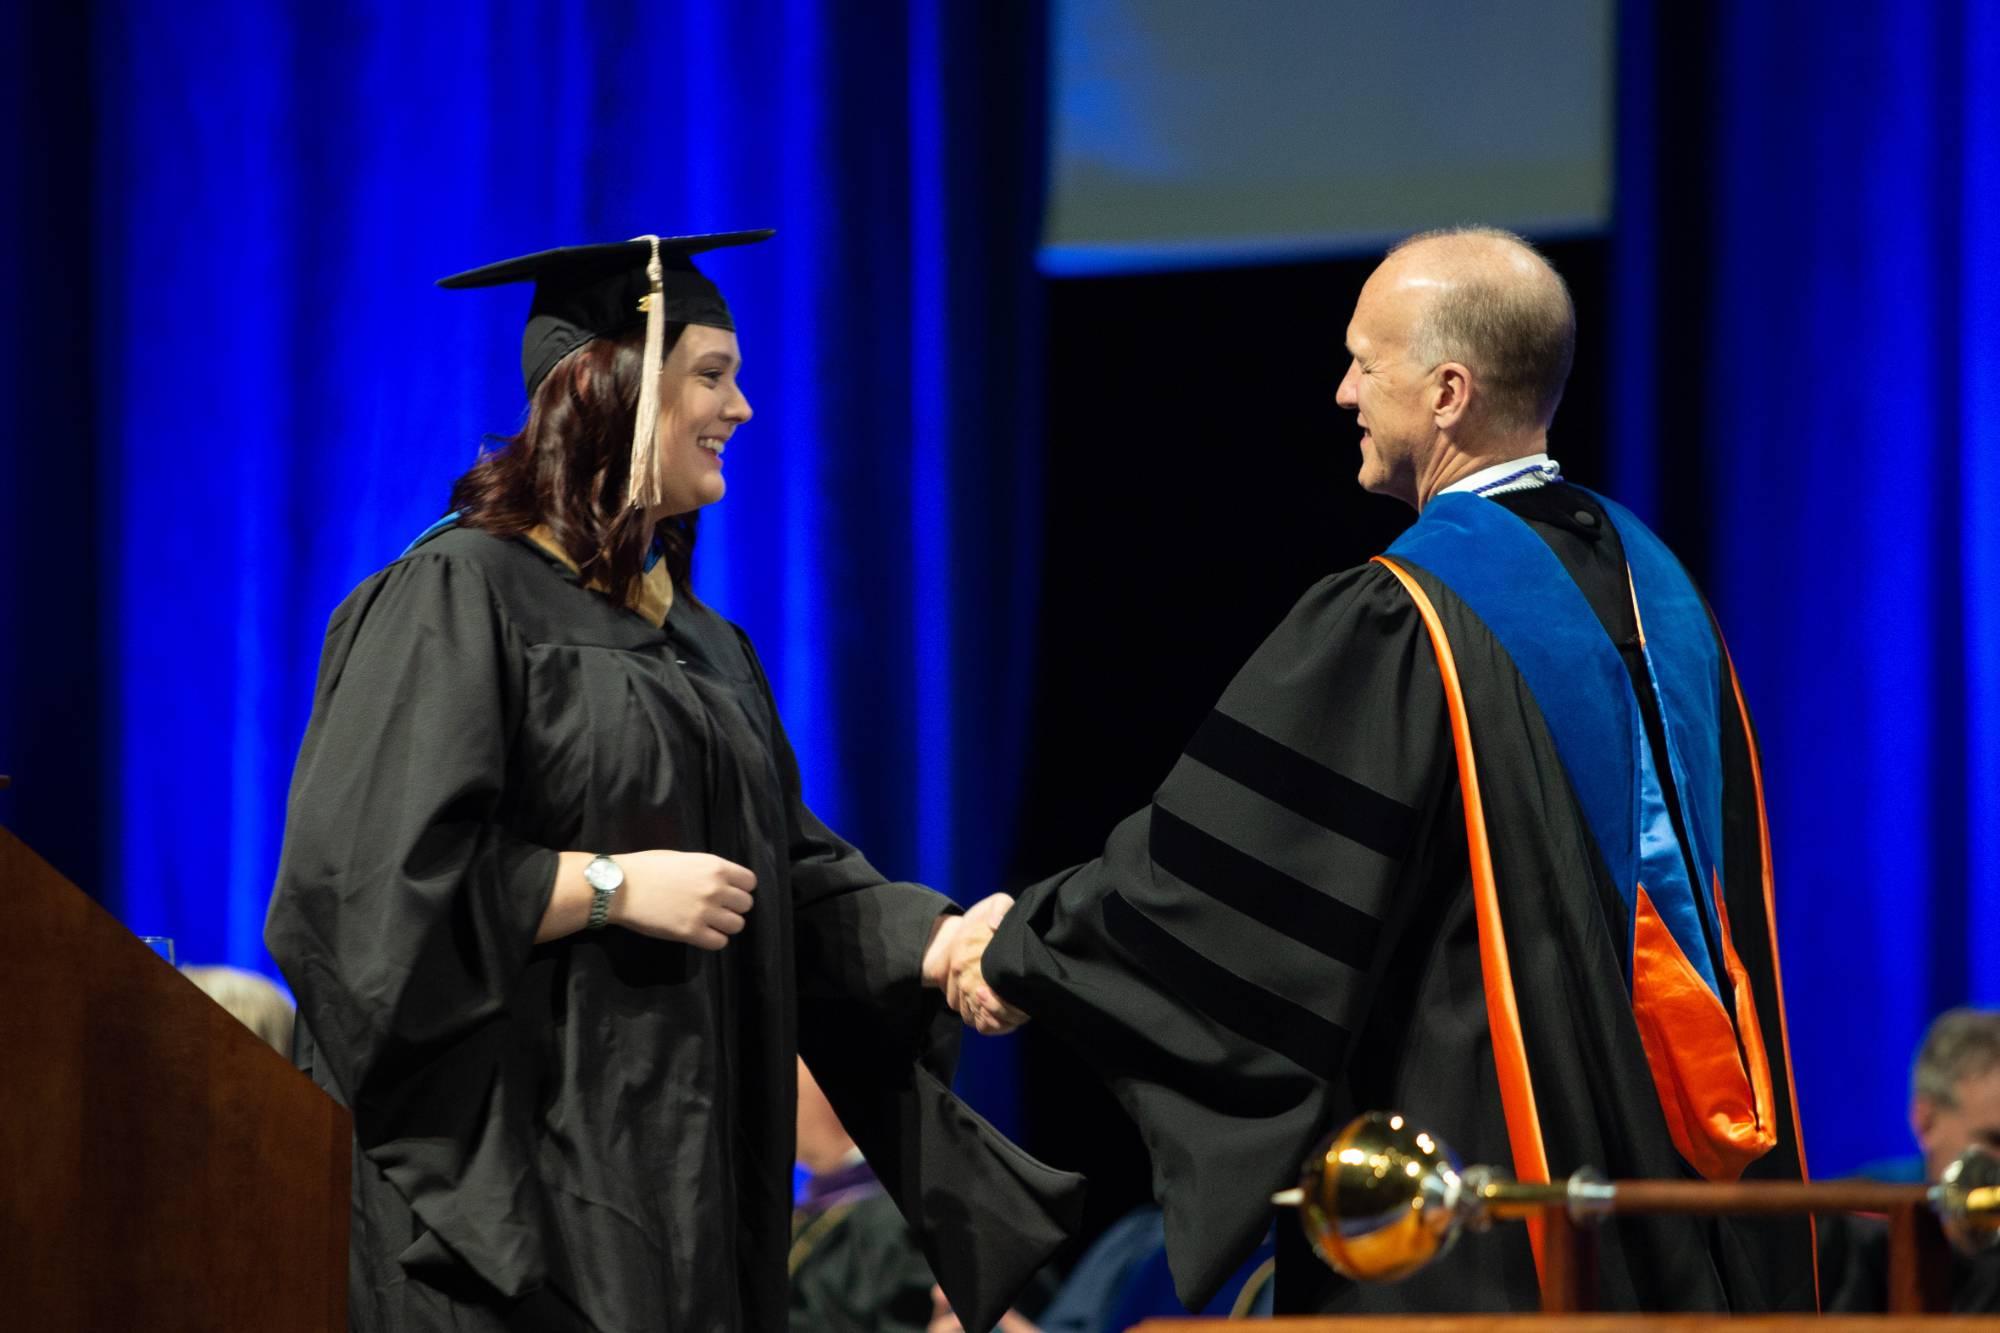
[1102,889,1350,1077]
[1183,710,1417,859]
[1148,806,1380,971]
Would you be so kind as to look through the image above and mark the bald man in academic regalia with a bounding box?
[949,228,1819,1316]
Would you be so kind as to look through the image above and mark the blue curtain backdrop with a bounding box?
[3,0,1044,1130]
[11,0,1999,1188]
[1615,0,2000,1172]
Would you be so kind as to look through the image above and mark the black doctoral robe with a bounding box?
[266,527,1080,1333]
[983,484,1816,1314]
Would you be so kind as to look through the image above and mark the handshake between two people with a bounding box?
[921,894,1030,1036]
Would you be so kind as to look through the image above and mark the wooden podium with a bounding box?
[0,826,350,1332]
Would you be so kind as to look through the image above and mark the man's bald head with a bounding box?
[1377,227,1576,434]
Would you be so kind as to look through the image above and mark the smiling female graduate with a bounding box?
[265,232,1081,1333]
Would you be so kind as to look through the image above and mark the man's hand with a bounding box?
[921,894,1031,1035]
[948,894,1030,1035]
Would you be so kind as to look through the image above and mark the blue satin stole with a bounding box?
[1385,489,1728,998]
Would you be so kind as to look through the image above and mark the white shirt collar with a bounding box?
[1439,453,1562,499]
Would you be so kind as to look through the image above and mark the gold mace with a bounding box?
[1271,1111,2000,1283]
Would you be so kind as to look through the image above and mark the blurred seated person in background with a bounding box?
[1912,1008,2000,1184]
[1822,1007,2000,1312]
[181,964,295,1055]
[928,1285,1043,1333]
[791,1058,936,1332]
[926,1206,1274,1331]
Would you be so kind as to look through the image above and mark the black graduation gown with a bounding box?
[266,527,1080,1333]
[983,484,1816,1315]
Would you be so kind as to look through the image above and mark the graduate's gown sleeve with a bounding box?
[265,552,560,1297]
[733,631,1087,1333]
[982,564,1455,1310]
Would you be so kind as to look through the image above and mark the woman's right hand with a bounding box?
[606,850,757,949]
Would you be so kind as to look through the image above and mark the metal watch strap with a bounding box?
[584,854,621,931]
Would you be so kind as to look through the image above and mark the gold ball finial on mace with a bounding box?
[1273,1112,1999,1285]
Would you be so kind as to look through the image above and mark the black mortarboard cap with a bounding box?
[437,230,772,511]
[437,229,774,397]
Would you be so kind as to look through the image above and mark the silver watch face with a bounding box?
[583,856,623,893]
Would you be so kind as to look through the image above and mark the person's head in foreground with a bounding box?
[1335,226,1575,510]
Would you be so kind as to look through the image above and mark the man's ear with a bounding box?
[1432,361,1473,430]
[1912,1093,1939,1144]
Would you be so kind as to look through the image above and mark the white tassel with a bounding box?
[627,234,666,510]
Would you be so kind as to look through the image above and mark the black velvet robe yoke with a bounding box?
[983,485,1814,1315]
[266,528,1081,1333]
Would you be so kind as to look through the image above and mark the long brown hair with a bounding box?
[450,326,696,602]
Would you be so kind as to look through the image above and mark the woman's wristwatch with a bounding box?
[583,854,623,930]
